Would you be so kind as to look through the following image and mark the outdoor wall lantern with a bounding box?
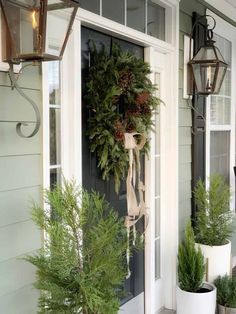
[0,0,79,137]
[0,0,79,63]
[186,15,228,97]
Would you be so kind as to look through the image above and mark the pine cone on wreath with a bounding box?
[135,91,150,105]
[118,70,135,92]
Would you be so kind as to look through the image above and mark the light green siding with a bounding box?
[0,65,42,313]
[0,284,39,314]
[179,0,205,238]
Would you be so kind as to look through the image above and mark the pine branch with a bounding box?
[25,181,128,314]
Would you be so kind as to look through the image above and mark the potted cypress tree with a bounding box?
[24,181,128,314]
[214,275,236,314]
[194,174,234,282]
[176,222,216,314]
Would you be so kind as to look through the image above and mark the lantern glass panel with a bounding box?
[201,63,217,93]
[2,1,41,60]
[192,63,217,94]
[45,0,74,57]
[214,65,227,94]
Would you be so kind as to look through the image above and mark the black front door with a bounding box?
[81,26,145,306]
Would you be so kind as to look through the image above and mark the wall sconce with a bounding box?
[184,15,228,97]
[0,0,79,137]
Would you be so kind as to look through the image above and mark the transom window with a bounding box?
[79,0,165,41]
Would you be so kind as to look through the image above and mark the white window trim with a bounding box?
[205,11,236,209]
[60,20,82,184]
[42,62,50,190]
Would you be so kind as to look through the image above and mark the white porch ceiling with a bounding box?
[225,0,236,9]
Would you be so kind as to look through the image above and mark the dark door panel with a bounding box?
[81,26,144,304]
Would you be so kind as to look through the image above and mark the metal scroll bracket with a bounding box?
[6,62,41,138]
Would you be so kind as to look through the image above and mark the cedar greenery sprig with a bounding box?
[24,180,128,314]
[178,222,205,292]
[194,174,234,246]
[214,275,236,308]
[85,42,160,192]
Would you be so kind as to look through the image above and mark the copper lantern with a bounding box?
[0,0,79,63]
[188,15,228,96]
[189,38,228,95]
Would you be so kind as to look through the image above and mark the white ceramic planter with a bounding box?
[218,304,236,314]
[176,282,216,314]
[196,240,231,283]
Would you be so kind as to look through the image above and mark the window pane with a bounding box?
[50,108,61,165]
[79,0,100,14]
[155,111,160,154]
[102,0,125,24]
[50,168,61,190]
[210,96,230,125]
[155,73,161,154]
[155,239,161,279]
[127,0,145,33]
[155,156,160,196]
[147,0,165,40]
[210,131,230,182]
[48,61,61,105]
[155,198,160,238]
[218,69,231,96]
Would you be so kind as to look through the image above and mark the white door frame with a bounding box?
[144,45,179,313]
[45,2,179,312]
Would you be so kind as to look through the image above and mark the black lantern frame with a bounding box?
[188,15,228,96]
[0,0,79,63]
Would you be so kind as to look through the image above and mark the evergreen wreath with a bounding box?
[85,42,160,192]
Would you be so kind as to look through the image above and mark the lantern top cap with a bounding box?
[190,42,227,65]
[188,15,227,66]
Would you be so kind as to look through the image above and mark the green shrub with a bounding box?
[178,222,205,292]
[214,275,236,308]
[25,180,128,314]
[194,174,233,246]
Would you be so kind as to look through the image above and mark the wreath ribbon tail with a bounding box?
[125,220,131,279]
[133,221,136,245]
[124,132,150,276]
[126,147,140,217]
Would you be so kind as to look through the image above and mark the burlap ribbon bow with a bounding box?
[124,132,148,278]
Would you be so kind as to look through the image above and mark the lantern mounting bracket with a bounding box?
[0,0,79,138]
[6,62,41,138]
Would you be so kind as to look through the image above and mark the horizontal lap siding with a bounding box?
[0,284,39,314]
[179,0,205,238]
[0,66,42,313]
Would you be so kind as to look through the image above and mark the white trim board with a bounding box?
[76,8,176,53]
[205,10,236,209]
